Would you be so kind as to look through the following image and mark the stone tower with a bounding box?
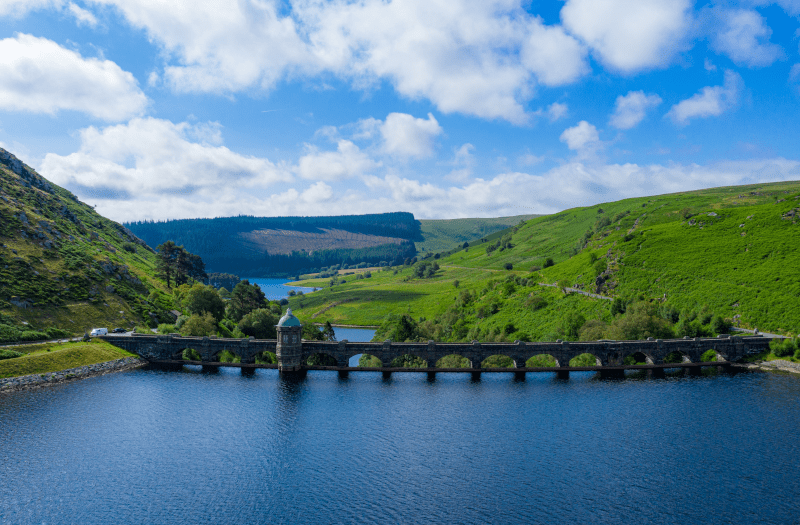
[276,308,303,372]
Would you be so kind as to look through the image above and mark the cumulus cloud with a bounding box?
[68,2,98,27]
[546,102,568,122]
[520,17,589,86]
[0,34,147,121]
[40,117,291,219]
[561,0,693,72]
[0,0,61,17]
[609,91,662,129]
[77,0,594,123]
[707,8,783,67]
[560,121,601,153]
[666,70,742,125]
[380,113,443,159]
[296,140,379,181]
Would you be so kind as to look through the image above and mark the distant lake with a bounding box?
[245,277,316,301]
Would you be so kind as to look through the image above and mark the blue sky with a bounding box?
[1,0,799,222]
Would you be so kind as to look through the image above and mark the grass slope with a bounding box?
[0,148,173,337]
[288,181,800,338]
[0,339,136,379]
[416,214,539,254]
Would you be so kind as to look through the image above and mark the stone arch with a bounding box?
[662,350,690,364]
[389,353,428,368]
[435,354,471,368]
[525,353,558,367]
[305,352,339,366]
[255,351,277,365]
[481,354,515,368]
[354,354,382,367]
[623,351,654,366]
[175,346,201,361]
[213,348,242,363]
[568,353,602,367]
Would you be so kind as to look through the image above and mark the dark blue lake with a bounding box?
[1,368,799,524]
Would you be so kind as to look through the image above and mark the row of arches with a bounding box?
[173,348,721,369]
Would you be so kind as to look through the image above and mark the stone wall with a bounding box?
[102,334,770,369]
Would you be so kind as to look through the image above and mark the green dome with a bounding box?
[277,308,302,327]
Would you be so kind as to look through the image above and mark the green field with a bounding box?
[0,339,136,379]
[416,214,539,254]
[288,181,800,341]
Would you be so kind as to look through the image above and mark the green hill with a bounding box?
[416,214,540,254]
[0,148,173,340]
[287,181,800,341]
[125,213,420,277]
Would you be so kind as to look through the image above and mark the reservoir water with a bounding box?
[245,277,316,301]
[1,368,799,524]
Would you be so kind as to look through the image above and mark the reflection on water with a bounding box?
[1,368,799,524]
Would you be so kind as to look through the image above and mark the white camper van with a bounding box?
[90,328,108,336]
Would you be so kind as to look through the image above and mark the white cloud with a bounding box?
[521,17,589,86]
[704,58,717,72]
[560,121,601,152]
[609,91,662,129]
[561,0,692,72]
[666,70,742,125]
[68,2,97,27]
[0,34,147,121]
[380,113,443,159]
[791,63,800,82]
[40,117,291,220]
[0,0,61,17]
[547,102,568,122]
[707,8,783,67]
[296,140,379,181]
[81,0,592,123]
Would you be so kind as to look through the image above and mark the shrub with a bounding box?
[578,319,608,341]
[122,242,137,253]
[255,351,277,364]
[218,350,240,363]
[180,312,217,337]
[526,354,556,367]
[307,353,337,366]
[504,262,513,270]
[569,353,598,367]
[436,354,470,368]
[0,349,23,360]
[611,298,626,316]
[182,348,201,361]
[710,315,732,335]
[700,349,719,362]
[543,258,554,268]
[482,355,514,368]
[358,354,382,367]
[157,323,176,334]
[44,327,72,339]
[390,354,427,368]
[238,309,277,339]
[770,338,797,358]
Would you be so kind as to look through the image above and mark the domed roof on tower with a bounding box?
[277,307,302,327]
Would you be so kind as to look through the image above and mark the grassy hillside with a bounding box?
[287,181,800,340]
[0,339,136,379]
[0,148,173,339]
[416,214,540,254]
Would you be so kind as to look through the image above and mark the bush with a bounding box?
[543,258,554,268]
[526,354,556,367]
[157,323,176,334]
[255,351,277,364]
[770,338,797,358]
[359,354,382,367]
[481,355,514,368]
[45,327,73,339]
[0,349,24,360]
[238,309,278,339]
[436,354,470,368]
[390,354,427,368]
[180,312,217,337]
[504,262,513,270]
[700,349,719,362]
[182,348,201,361]
[569,353,599,367]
